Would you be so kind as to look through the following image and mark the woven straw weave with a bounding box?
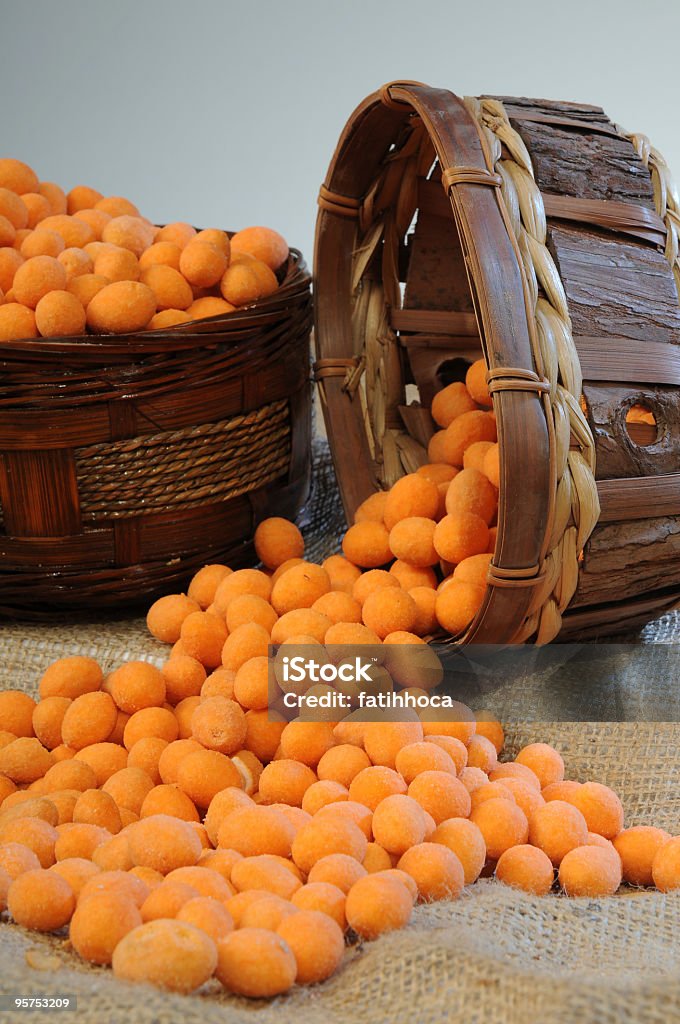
[1,441,679,1024]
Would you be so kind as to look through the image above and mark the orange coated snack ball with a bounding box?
[258,759,317,807]
[108,661,166,714]
[271,562,330,614]
[0,842,41,879]
[398,842,465,901]
[140,265,193,311]
[353,570,400,607]
[292,816,367,874]
[395,742,456,787]
[218,806,294,858]
[102,215,154,256]
[0,303,37,341]
[407,587,438,637]
[125,738,166,785]
[112,919,217,994]
[243,709,286,763]
[73,208,111,239]
[384,474,440,531]
[342,521,392,569]
[49,858,100,898]
[179,611,228,670]
[371,794,426,856]
[146,593,199,638]
[70,890,142,964]
[128,814,202,874]
[187,565,232,610]
[231,226,288,270]
[280,721,336,768]
[567,781,624,840]
[363,721,423,771]
[230,856,301,900]
[102,767,154,815]
[452,554,493,591]
[214,569,272,614]
[388,517,438,567]
[496,844,554,895]
[139,781,199,822]
[139,240,182,272]
[489,762,541,790]
[558,845,622,897]
[391,561,437,590]
[155,222,196,248]
[226,594,277,635]
[362,587,417,639]
[21,228,64,258]
[33,289,86,337]
[176,896,234,942]
[176,749,243,808]
[271,612,331,646]
[613,826,671,887]
[0,738,54,784]
[349,766,407,809]
[439,411,497,467]
[60,691,117,751]
[498,778,545,820]
[470,798,529,860]
[73,789,122,834]
[426,735,468,774]
[39,657,103,702]
[148,309,191,329]
[528,800,589,866]
[317,744,371,788]
[78,869,149,908]
[156,739,202,787]
[140,881,200,921]
[191,696,246,754]
[322,554,362,594]
[233,657,271,711]
[12,255,67,308]
[277,909,345,985]
[0,159,39,194]
[0,690,35,737]
[466,735,498,773]
[515,743,565,788]
[463,440,495,475]
[408,771,471,824]
[445,468,497,525]
[93,245,139,282]
[431,381,478,428]
[87,279,155,334]
[53,823,107,862]
[483,444,500,488]
[122,707,178,750]
[292,880,346,928]
[307,853,367,893]
[58,247,93,280]
[435,581,485,634]
[0,188,28,229]
[345,874,413,939]
[434,512,489,564]
[216,927,296,998]
[431,818,486,884]
[162,656,207,704]
[180,240,228,287]
[311,591,362,625]
[465,358,493,407]
[67,185,103,213]
[652,837,680,892]
[0,213,15,245]
[8,868,75,931]
[0,246,23,291]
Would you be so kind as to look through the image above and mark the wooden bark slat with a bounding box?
[583,383,680,479]
[597,475,680,522]
[575,336,680,385]
[571,516,680,607]
[549,225,680,345]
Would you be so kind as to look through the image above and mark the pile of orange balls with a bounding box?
[0,157,288,340]
[0,510,678,998]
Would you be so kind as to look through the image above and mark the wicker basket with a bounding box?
[0,248,312,615]
[314,83,680,644]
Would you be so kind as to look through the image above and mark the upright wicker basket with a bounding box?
[0,248,312,614]
[314,83,680,644]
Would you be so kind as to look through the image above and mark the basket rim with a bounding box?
[0,246,310,358]
[313,82,583,645]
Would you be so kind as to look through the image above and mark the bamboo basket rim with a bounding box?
[315,83,667,643]
[0,246,310,360]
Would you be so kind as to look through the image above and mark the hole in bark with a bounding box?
[625,403,658,447]
[437,358,471,387]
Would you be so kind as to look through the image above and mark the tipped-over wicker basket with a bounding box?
[314,83,680,644]
[0,248,312,615]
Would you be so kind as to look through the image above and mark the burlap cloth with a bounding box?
[2,440,680,1023]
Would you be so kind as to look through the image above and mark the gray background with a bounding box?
[2,0,678,268]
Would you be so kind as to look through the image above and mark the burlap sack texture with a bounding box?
[1,441,680,1023]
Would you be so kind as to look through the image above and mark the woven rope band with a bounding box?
[487,367,552,394]
[317,185,361,219]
